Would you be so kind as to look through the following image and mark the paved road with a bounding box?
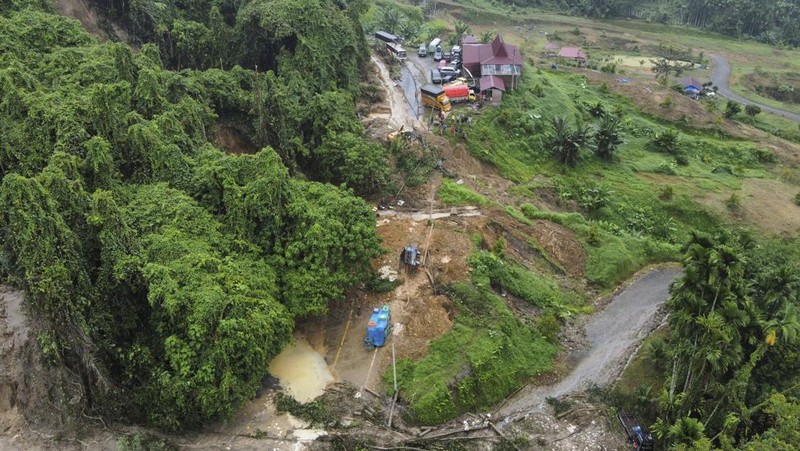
[498,267,682,422]
[710,54,800,121]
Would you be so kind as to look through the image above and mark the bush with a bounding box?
[660,96,673,108]
[650,129,680,155]
[745,104,762,117]
[727,193,741,212]
[794,192,800,206]
[724,100,742,118]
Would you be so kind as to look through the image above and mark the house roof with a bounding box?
[680,77,703,89]
[558,47,587,60]
[480,75,506,92]
[463,35,523,68]
[462,35,480,45]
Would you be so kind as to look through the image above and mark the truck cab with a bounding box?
[420,85,452,112]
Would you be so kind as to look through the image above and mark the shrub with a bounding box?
[794,192,800,206]
[650,129,680,155]
[660,96,673,108]
[724,100,742,118]
[727,193,741,212]
[659,186,674,201]
[745,104,762,117]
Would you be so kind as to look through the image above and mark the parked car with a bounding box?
[439,67,459,83]
[448,58,462,70]
[439,66,459,78]
[433,49,443,61]
[418,44,427,57]
[443,50,452,61]
[430,69,442,84]
[451,45,462,57]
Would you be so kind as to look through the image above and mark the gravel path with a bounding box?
[498,267,682,422]
[710,54,800,121]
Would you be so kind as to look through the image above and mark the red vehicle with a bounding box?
[442,83,475,103]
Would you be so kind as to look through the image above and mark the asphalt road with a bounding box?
[710,54,800,121]
[498,267,682,422]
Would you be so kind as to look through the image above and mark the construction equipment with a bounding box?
[400,245,422,270]
[364,305,392,350]
[618,411,654,450]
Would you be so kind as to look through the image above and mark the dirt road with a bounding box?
[369,55,424,131]
[710,54,800,121]
[498,267,681,422]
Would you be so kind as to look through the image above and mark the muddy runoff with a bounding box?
[498,267,681,424]
[268,336,334,403]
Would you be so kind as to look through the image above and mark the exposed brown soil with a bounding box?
[54,0,132,45]
[693,177,800,237]
[214,124,259,155]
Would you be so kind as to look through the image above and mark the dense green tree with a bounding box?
[744,104,761,117]
[273,180,382,316]
[725,100,742,118]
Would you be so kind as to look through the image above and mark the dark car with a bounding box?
[430,69,442,84]
[439,71,457,84]
[433,50,443,61]
[443,50,452,61]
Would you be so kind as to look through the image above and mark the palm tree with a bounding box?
[667,417,712,450]
[380,7,401,34]
[594,114,623,161]
[480,30,496,44]
[546,116,589,167]
[453,20,470,42]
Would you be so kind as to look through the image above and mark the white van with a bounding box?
[428,38,442,54]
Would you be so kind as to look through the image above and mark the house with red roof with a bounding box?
[557,47,587,65]
[462,34,523,98]
[462,35,480,45]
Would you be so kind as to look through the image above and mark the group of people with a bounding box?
[430,110,472,138]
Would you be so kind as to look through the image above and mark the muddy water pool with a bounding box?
[268,337,334,403]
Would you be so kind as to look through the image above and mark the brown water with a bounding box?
[268,337,334,403]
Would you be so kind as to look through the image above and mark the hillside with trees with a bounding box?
[498,0,800,47]
[3,0,800,448]
[0,0,387,431]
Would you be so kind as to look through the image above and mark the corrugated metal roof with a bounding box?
[558,47,587,59]
[480,75,506,92]
[462,35,523,68]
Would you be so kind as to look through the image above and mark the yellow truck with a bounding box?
[420,85,451,112]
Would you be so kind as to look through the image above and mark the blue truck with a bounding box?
[364,305,392,350]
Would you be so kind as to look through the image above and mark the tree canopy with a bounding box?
[0,1,383,430]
